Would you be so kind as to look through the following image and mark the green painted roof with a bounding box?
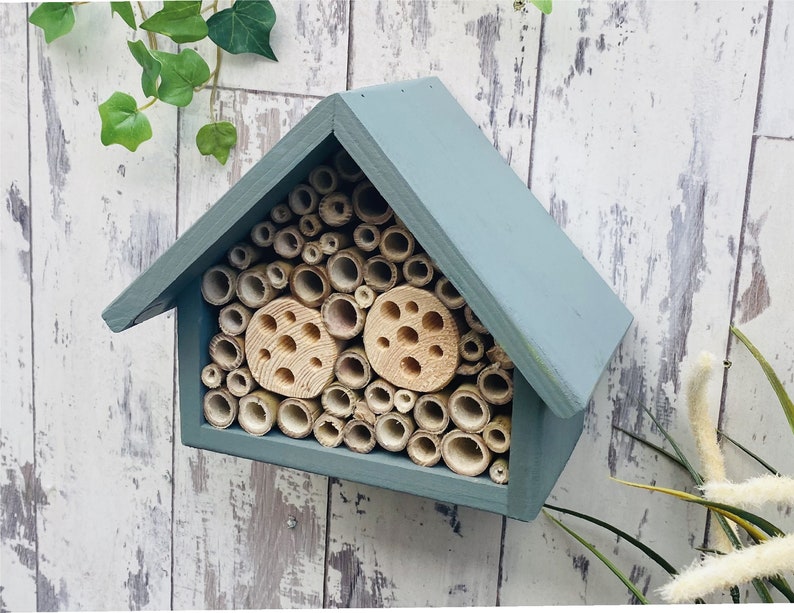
[103,77,632,419]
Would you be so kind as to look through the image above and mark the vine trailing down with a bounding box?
[28,0,278,164]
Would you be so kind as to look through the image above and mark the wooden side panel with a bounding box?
[500,1,767,604]
[756,0,794,138]
[27,9,177,609]
[171,90,329,609]
[0,5,37,610]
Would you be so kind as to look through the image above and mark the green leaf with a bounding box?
[151,49,210,107]
[140,0,208,44]
[98,92,152,152]
[196,122,237,165]
[717,429,780,475]
[207,0,278,60]
[731,325,794,436]
[110,2,136,30]
[29,2,75,43]
[530,0,553,15]
[641,406,704,485]
[613,425,689,473]
[127,40,161,99]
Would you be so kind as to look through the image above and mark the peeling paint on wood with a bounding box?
[756,0,794,138]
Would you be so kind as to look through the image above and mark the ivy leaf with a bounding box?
[29,2,75,43]
[140,0,208,44]
[196,122,237,165]
[151,49,210,107]
[98,92,152,152]
[110,2,137,30]
[530,0,553,14]
[207,0,278,60]
[127,40,161,99]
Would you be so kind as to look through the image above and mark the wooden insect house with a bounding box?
[103,78,632,521]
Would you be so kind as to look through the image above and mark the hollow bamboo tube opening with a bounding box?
[464,304,489,335]
[353,223,381,252]
[270,203,293,224]
[201,363,225,389]
[203,388,238,428]
[288,183,319,215]
[227,242,262,270]
[353,400,377,425]
[354,285,376,309]
[486,344,514,370]
[435,277,466,310]
[394,389,417,413]
[477,364,514,406]
[413,393,450,433]
[277,397,321,439]
[298,213,324,238]
[289,264,331,308]
[273,225,305,259]
[301,241,325,266]
[407,430,442,467]
[456,360,487,377]
[321,382,359,418]
[352,181,393,224]
[364,378,396,415]
[458,330,486,363]
[403,254,435,288]
[313,413,346,447]
[308,165,339,195]
[375,412,415,452]
[334,346,372,389]
[489,457,509,484]
[237,389,280,436]
[342,419,376,453]
[379,225,415,263]
[219,302,253,336]
[201,265,238,306]
[482,414,512,453]
[448,383,492,433]
[250,220,277,248]
[333,148,364,182]
[363,256,401,292]
[319,231,350,255]
[327,248,365,293]
[265,260,293,290]
[226,367,256,397]
[236,264,278,309]
[208,333,246,371]
[441,430,492,477]
[319,193,353,227]
[321,293,366,340]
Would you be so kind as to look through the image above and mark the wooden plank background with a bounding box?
[1,0,791,609]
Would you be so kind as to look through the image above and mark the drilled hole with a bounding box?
[397,326,418,345]
[258,314,277,333]
[380,300,401,321]
[275,367,295,386]
[422,311,443,332]
[276,335,297,353]
[376,336,390,349]
[309,357,322,369]
[302,322,321,342]
[400,356,421,377]
[405,301,419,314]
[258,348,271,361]
[428,345,443,358]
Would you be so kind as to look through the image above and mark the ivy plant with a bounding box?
[28,0,278,165]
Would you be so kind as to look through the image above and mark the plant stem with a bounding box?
[137,1,158,51]
[209,45,222,122]
[137,97,157,112]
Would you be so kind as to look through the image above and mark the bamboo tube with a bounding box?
[321,382,359,418]
[363,255,402,292]
[319,231,350,255]
[413,392,450,434]
[273,225,305,259]
[277,397,321,439]
[288,183,319,215]
[203,387,238,428]
[245,297,340,398]
[219,302,253,336]
[477,364,514,406]
[353,400,377,425]
[270,203,293,224]
[227,242,263,270]
[327,247,366,293]
[298,213,324,238]
[394,389,417,413]
[464,304,489,335]
[489,458,509,484]
[354,285,376,309]
[441,430,492,477]
[364,378,396,415]
[342,419,376,453]
[448,383,492,433]
[407,430,442,467]
[201,363,225,389]
[486,344,514,370]
[250,220,277,248]
[318,192,353,227]
[289,264,332,308]
[236,264,279,309]
[456,360,487,376]
[321,293,366,340]
[435,276,466,310]
[237,389,280,436]
[265,260,294,290]
[374,412,415,452]
[308,164,339,195]
[378,225,415,263]
[458,330,486,362]
[353,223,381,252]
[334,345,372,389]
[208,333,246,371]
[201,265,238,306]
[352,180,393,224]
[226,367,256,397]
[482,414,512,453]
[403,253,435,288]
[301,241,325,266]
[333,148,364,182]
[313,413,346,447]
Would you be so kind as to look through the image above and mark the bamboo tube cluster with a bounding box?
[198,147,515,483]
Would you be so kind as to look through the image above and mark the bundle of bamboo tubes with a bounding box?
[199,148,515,483]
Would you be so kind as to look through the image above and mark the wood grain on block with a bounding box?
[208,333,246,371]
[464,304,489,335]
[265,260,294,290]
[245,297,339,398]
[218,302,253,336]
[321,382,360,418]
[363,255,402,292]
[301,241,325,266]
[459,330,486,362]
[440,430,492,477]
[394,388,417,413]
[486,343,513,369]
[288,183,320,215]
[482,414,511,454]
[236,264,279,308]
[352,180,393,224]
[364,378,396,414]
[434,276,465,310]
[319,231,351,255]
[227,242,263,270]
[203,387,238,428]
[250,220,277,247]
[327,247,366,293]
[489,457,509,485]
[270,203,294,224]
[476,364,514,406]
[319,192,354,227]
[413,392,451,434]
[298,214,325,238]
[354,284,376,309]
[406,430,442,467]
[273,225,305,259]
[334,345,372,389]
[403,253,435,288]
[308,165,339,195]
[289,264,332,308]
[321,292,366,340]
[353,223,381,252]
[313,413,346,447]
[353,400,377,426]
[379,225,415,263]
[237,389,280,436]
[201,363,225,389]
[448,382,492,433]
[374,412,415,452]
[342,419,377,453]
[362,285,460,392]
[333,148,365,183]
[277,397,321,439]
[226,367,256,397]
[201,264,238,305]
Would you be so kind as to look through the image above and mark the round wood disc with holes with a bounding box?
[362,285,459,392]
[246,297,340,398]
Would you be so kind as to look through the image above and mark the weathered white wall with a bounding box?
[1,1,792,609]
